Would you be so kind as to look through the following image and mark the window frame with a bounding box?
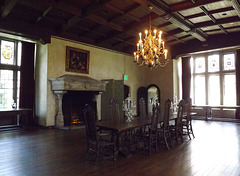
[191,50,236,106]
[0,37,21,109]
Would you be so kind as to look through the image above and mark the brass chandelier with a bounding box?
[133,14,168,68]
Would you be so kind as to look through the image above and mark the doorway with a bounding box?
[147,84,160,116]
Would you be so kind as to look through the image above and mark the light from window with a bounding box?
[1,40,15,65]
[194,76,205,105]
[17,42,22,66]
[208,75,220,105]
[224,74,236,105]
[208,54,219,72]
[0,70,13,109]
[224,54,235,71]
[17,71,20,108]
[195,57,205,73]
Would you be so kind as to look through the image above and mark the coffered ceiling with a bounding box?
[0,0,240,57]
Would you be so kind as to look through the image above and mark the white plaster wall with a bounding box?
[35,43,48,126]
[145,58,174,110]
[43,37,148,126]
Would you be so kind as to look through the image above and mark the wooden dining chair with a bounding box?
[109,97,120,120]
[182,98,195,139]
[170,99,185,144]
[139,106,160,156]
[139,97,147,120]
[83,105,116,164]
[158,98,173,150]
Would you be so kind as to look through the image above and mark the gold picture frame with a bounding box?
[65,46,90,74]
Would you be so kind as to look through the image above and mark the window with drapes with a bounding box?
[190,52,236,105]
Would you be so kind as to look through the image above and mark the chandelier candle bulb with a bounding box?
[133,14,169,68]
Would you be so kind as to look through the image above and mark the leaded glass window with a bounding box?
[195,57,205,73]
[0,70,13,109]
[0,38,21,110]
[190,51,236,106]
[208,75,220,105]
[208,54,219,72]
[223,54,235,71]
[224,74,236,105]
[194,76,205,105]
[1,40,15,65]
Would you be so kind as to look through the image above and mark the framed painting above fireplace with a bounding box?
[65,46,90,74]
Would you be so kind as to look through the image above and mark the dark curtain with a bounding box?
[236,49,240,119]
[19,42,35,125]
[182,56,191,101]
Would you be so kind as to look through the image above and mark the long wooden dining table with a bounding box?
[96,112,181,158]
[96,112,192,133]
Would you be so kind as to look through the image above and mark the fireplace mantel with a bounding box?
[48,75,108,128]
[49,75,108,92]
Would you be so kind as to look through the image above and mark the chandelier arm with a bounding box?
[133,11,169,69]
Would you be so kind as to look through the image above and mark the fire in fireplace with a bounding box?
[62,91,97,126]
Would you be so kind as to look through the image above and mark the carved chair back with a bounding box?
[139,97,147,120]
[163,98,171,130]
[83,105,98,144]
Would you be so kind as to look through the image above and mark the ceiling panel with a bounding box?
[0,0,239,55]
[178,7,203,17]
[189,16,211,24]
[212,11,239,19]
[204,1,232,11]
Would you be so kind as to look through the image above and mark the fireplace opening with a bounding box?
[62,91,97,126]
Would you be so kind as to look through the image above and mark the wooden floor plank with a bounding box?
[0,120,240,176]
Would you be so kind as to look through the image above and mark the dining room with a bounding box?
[1,0,240,176]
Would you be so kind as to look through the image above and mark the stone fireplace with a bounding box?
[62,91,97,126]
[49,75,108,128]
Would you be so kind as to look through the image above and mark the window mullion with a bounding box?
[219,54,223,105]
[205,55,208,105]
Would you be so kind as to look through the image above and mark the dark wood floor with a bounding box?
[1,120,240,176]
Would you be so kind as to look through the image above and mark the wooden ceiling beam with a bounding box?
[59,0,113,33]
[95,12,159,44]
[170,0,224,12]
[87,14,123,31]
[171,31,240,59]
[34,0,82,16]
[106,3,141,22]
[146,0,208,41]
[184,7,234,20]
[195,16,240,28]
[1,0,18,18]
[167,36,189,44]
[203,25,240,33]
[200,6,228,34]
[112,28,182,48]
[165,28,184,37]
[157,22,172,29]
[0,16,53,43]
[35,7,53,24]
[78,25,107,38]
[112,36,135,47]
